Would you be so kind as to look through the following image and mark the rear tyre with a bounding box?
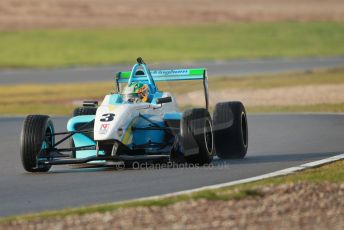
[213,101,248,159]
[70,107,97,157]
[181,108,214,165]
[20,115,54,172]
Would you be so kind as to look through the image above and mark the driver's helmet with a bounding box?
[122,82,149,103]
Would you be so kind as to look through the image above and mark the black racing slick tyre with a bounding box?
[213,101,248,159]
[20,115,54,172]
[73,107,97,117]
[181,108,214,165]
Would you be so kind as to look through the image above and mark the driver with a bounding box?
[122,82,150,103]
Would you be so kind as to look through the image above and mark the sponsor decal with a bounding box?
[99,123,110,134]
[150,69,189,77]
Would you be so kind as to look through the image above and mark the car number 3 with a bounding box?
[100,113,115,122]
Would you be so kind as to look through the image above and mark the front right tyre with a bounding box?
[72,107,97,117]
[20,115,54,172]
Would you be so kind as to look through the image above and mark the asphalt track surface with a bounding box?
[0,56,343,84]
[0,114,343,217]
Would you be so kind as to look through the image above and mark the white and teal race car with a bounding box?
[20,58,248,172]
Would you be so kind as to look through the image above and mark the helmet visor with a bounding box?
[122,93,140,102]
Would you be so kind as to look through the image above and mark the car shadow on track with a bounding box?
[37,151,340,174]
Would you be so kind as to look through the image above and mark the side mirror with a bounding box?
[156,96,172,104]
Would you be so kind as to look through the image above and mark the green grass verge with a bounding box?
[247,104,344,113]
[1,68,343,115]
[0,22,343,68]
[1,159,342,224]
[179,103,344,114]
[159,67,344,92]
[0,82,113,115]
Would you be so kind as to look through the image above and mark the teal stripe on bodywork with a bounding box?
[67,115,98,159]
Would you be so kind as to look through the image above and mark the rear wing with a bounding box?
[114,57,209,110]
[116,68,206,83]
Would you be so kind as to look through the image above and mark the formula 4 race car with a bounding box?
[20,58,248,172]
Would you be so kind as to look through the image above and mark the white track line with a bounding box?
[131,153,344,202]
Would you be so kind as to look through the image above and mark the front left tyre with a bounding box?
[20,115,54,172]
